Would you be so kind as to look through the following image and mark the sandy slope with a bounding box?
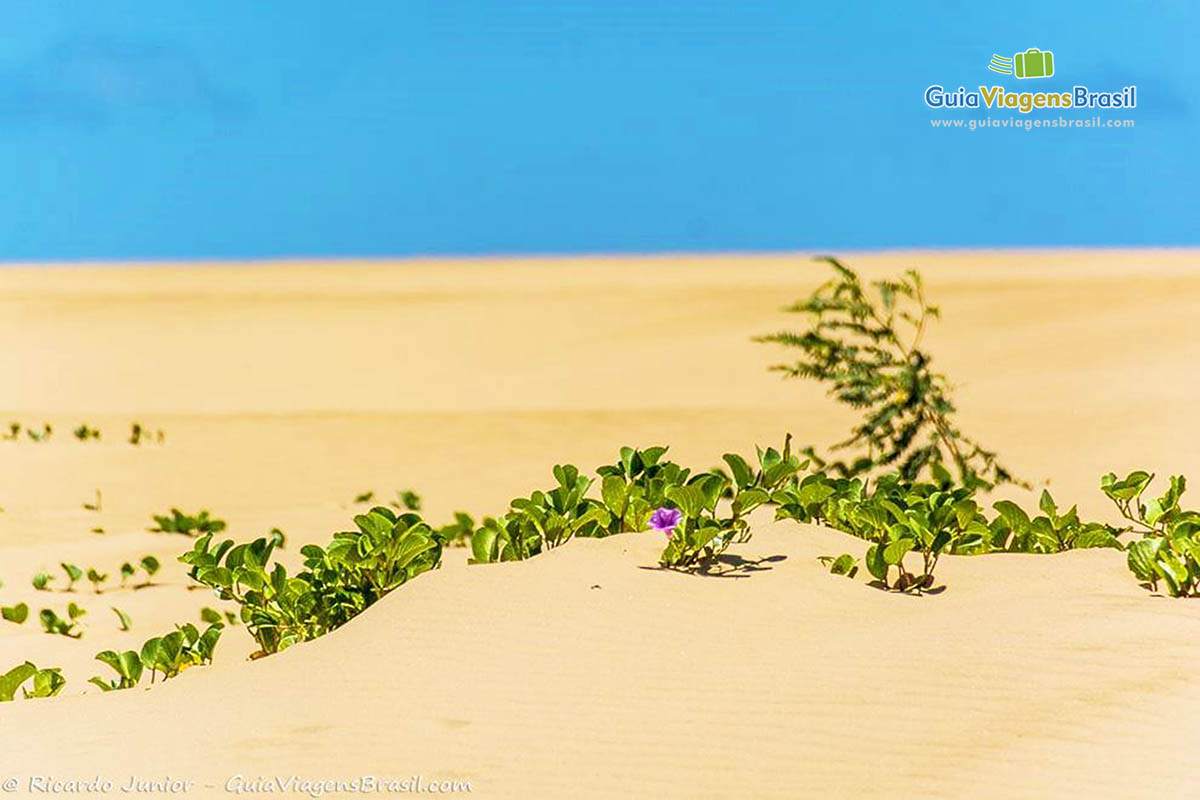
[1,251,1199,798]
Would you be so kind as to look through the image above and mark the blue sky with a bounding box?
[0,1,1194,260]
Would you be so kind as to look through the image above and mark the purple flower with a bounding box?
[648,507,682,535]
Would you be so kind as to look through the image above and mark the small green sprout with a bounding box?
[39,606,83,638]
[87,568,109,593]
[150,508,227,537]
[1,602,29,624]
[82,489,102,512]
[391,489,422,511]
[112,606,132,631]
[74,424,101,441]
[89,650,142,691]
[138,556,161,587]
[32,572,54,591]
[269,527,286,549]
[354,490,375,504]
[26,423,52,442]
[119,562,135,586]
[3,422,19,440]
[200,607,222,625]
[61,563,83,592]
[129,422,145,445]
[818,554,859,578]
[1,662,65,700]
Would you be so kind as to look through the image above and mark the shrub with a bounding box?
[182,508,441,656]
[1102,471,1200,596]
[756,257,1020,490]
[150,508,227,537]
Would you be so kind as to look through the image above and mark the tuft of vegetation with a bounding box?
[1,662,65,701]
[390,489,422,511]
[60,563,83,592]
[150,508,227,537]
[435,512,475,547]
[89,623,223,690]
[26,423,52,442]
[659,440,806,570]
[39,604,85,638]
[181,507,441,656]
[818,554,859,578]
[87,568,109,594]
[1102,471,1200,597]
[470,465,611,563]
[756,257,1020,490]
[73,424,101,441]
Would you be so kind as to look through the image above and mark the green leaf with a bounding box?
[864,545,889,582]
[722,454,754,489]
[601,475,628,515]
[664,485,704,519]
[1,603,28,624]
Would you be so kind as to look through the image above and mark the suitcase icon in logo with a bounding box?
[1014,48,1054,79]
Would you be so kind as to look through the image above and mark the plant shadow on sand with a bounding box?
[641,553,788,579]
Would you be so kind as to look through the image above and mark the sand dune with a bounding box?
[2,251,1199,797]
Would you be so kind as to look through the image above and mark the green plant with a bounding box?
[32,571,53,591]
[87,568,109,593]
[594,446,693,536]
[435,512,475,547]
[83,489,102,511]
[818,554,859,577]
[137,556,160,586]
[756,257,1020,490]
[73,424,101,441]
[989,491,1122,554]
[3,422,19,440]
[182,507,442,656]
[659,440,806,570]
[26,423,52,442]
[1,602,29,624]
[119,562,135,587]
[61,563,83,592]
[150,508,227,537]
[112,606,132,631]
[123,623,224,685]
[39,604,85,638]
[1,662,64,700]
[470,465,610,563]
[353,490,375,504]
[391,489,422,511]
[88,650,143,691]
[200,607,223,625]
[1102,471,1200,596]
[129,422,146,445]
